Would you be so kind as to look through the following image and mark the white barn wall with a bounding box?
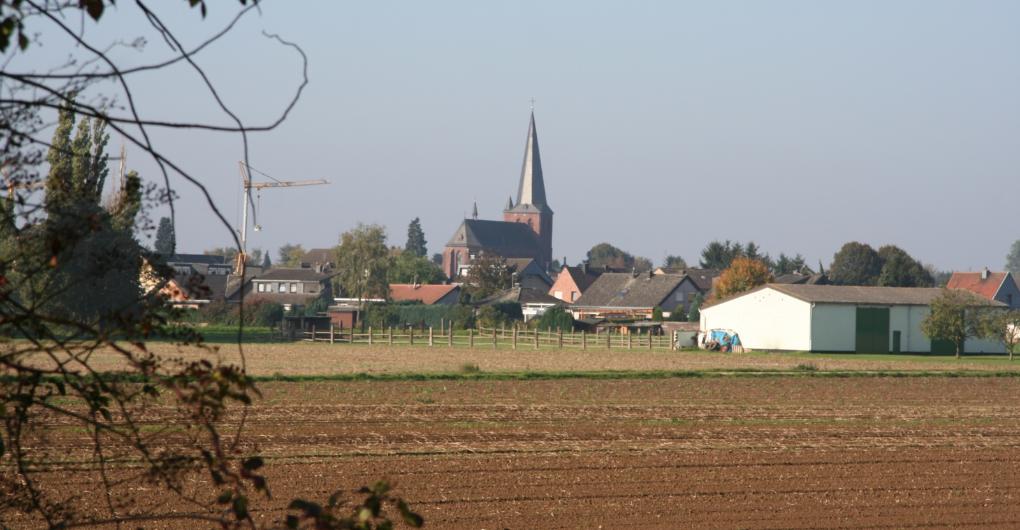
[701,288,812,351]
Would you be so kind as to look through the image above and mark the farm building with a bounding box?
[700,284,1006,354]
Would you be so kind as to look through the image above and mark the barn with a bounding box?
[699,284,1005,354]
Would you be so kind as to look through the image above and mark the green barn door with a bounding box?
[855,307,890,354]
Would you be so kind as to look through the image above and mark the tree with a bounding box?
[876,245,933,287]
[699,240,745,269]
[463,251,513,300]
[335,224,390,300]
[548,258,562,273]
[154,216,175,256]
[663,255,688,270]
[1007,240,1020,275]
[262,252,272,269]
[404,217,428,257]
[431,252,443,266]
[0,2,420,528]
[205,246,239,265]
[652,306,664,322]
[772,253,809,275]
[278,243,306,267]
[389,251,445,284]
[633,256,654,272]
[921,289,987,358]
[713,257,773,300]
[688,293,704,322]
[980,310,1020,361]
[670,304,688,321]
[829,242,883,286]
[586,242,635,270]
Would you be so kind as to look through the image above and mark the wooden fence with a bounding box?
[300,324,674,350]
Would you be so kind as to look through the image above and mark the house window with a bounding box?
[571,291,579,302]
[290,283,298,293]
[554,290,563,299]
[257,283,265,293]
[278,282,286,292]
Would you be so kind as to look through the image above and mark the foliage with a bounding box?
[921,289,986,358]
[687,293,703,322]
[262,252,272,269]
[698,240,772,270]
[404,217,428,257]
[876,245,934,287]
[548,258,562,273]
[652,306,664,322]
[154,216,176,256]
[670,304,688,321]
[188,300,285,327]
[0,1,419,528]
[713,257,773,300]
[278,243,306,267]
[1006,240,1020,275]
[979,309,1020,361]
[388,251,445,284]
[585,242,649,271]
[431,252,443,266]
[535,306,574,331]
[335,224,390,300]
[828,242,883,286]
[206,246,240,265]
[463,251,513,300]
[362,302,475,330]
[477,302,524,328]
[663,255,688,270]
[772,253,809,275]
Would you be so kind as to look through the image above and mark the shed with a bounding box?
[700,284,1006,354]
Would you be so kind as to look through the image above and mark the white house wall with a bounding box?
[700,288,812,351]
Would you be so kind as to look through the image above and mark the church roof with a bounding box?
[507,111,552,214]
[446,219,540,256]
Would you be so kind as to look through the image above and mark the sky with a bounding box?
[16,1,1020,271]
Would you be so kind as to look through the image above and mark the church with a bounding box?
[442,111,553,279]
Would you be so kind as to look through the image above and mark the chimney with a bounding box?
[981,268,990,280]
[581,262,588,275]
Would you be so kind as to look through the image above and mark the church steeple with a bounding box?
[512,111,551,212]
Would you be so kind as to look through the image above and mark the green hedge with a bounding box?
[362,302,476,330]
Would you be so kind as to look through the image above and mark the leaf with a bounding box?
[398,500,423,527]
[288,499,322,518]
[242,456,263,471]
[232,495,248,519]
[216,490,233,504]
[328,491,343,508]
[285,515,299,529]
[80,0,104,20]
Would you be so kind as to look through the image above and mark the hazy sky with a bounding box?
[21,1,1020,271]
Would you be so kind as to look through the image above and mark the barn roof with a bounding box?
[706,284,1006,308]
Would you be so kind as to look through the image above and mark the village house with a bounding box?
[389,283,462,305]
[549,263,603,303]
[247,268,333,310]
[442,111,554,278]
[505,257,553,291]
[699,284,1005,354]
[947,268,1020,309]
[653,268,720,314]
[571,271,691,321]
[301,248,336,272]
[479,285,562,322]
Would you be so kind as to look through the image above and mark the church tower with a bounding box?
[503,111,553,268]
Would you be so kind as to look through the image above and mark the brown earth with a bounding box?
[65,342,1020,376]
[13,377,1020,528]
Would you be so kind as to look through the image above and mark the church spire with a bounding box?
[514,111,549,211]
[472,201,478,219]
[506,195,514,210]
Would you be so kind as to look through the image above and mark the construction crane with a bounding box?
[236,161,329,272]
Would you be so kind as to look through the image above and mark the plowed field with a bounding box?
[16,377,1020,528]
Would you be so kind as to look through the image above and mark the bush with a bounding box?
[535,306,574,331]
[652,306,664,322]
[362,302,475,330]
[476,302,523,329]
[183,300,285,327]
[670,304,688,322]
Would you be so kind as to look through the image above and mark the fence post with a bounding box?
[628,331,632,349]
[429,326,434,346]
[648,330,653,350]
[368,326,373,345]
[469,327,474,348]
[534,328,539,349]
[493,327,498,349]
[410,327,414,345]
[387,326,393,345]
[558,329,563,349]
[512,327,518,350]
[606,329,611,350]
[448,323,453,347]
[311,324,316,342]
[581,330,587,350]
[330,322,335,344]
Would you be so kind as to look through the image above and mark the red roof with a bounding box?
[946,271,1008,300]
[389,284,460,305]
